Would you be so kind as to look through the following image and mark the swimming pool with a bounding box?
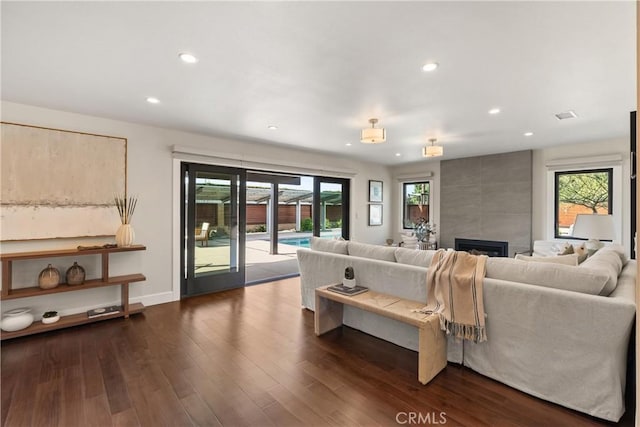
[278,237,311,248]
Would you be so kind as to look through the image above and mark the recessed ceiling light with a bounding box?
[488,108,501,115]
[345,143,352,146]
[178,52,198,64]
[555,110,577,120]
[395,153,401,157]
[524,132,534,137]
[422,62,438,72]
[267,125,278,130]
[146,97,160,104]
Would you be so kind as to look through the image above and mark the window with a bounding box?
[403,181,430,229]
[554,168,613,238]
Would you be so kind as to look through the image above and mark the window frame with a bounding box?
[402,180,431,230]
[553,167,613,239]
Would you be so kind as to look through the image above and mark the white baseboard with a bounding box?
[131,291,176,307]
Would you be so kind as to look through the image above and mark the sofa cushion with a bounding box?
[579,246,624,296]
[348,241,397,262]
[486,257,610,295]
[310,236,349,255]
[514,253,579,266]
[394,247,436,267]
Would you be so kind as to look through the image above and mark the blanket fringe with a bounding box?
[412,307,487,343]
[439,315,487,343]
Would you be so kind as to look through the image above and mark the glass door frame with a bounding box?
[313,176,350,239]
[180,162,246,297]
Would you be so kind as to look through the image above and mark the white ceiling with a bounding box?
[1,1,636,165]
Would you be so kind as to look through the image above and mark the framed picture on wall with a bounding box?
[369,204,383,226]
[369,180,383,202]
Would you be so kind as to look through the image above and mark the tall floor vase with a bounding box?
[115,223,135,247]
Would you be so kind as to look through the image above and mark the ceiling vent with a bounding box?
[555,110,577,120]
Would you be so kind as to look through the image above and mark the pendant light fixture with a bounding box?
[360,118,386,144]
[422,138,443,157]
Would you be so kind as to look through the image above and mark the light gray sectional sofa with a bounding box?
[297,238,636,422]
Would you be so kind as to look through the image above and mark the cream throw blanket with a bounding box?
[419,249,488,343]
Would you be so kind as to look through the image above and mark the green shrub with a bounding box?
[248,224,267,233]
[325,219,342,229]
[300,218,313,232]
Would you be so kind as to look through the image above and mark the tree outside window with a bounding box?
[403,182,430,229]
[554,169,612,238]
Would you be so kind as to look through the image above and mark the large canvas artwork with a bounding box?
[1,122,127,240]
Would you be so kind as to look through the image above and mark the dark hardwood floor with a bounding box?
[1,277,633,426]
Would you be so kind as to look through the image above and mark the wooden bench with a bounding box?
[314,285,447,384]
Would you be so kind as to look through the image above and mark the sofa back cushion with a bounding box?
[310,237,349,255]
[394,247,436,267]
[579,246,625,296]
[486,257,610,295]
[348,241,397,262]
[514,253,579,266]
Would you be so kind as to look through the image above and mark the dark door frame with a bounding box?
[313,176,350,239]
[181,162,246,297]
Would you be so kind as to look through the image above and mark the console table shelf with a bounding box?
[0,303,145,340]
[1,273,146,300]
[1,244,146,340]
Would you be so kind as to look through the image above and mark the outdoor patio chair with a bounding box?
[196,222,210,247]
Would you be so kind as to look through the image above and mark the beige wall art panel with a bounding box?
[1,122,126,240]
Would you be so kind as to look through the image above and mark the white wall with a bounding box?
[388,160,441,245]
[1,101,392,316]
[532,137,630,253]
[388,138,631,255]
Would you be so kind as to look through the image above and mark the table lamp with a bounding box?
[571,214,615,251]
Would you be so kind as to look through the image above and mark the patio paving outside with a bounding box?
[195,230,339,284]
[194,232,309,284]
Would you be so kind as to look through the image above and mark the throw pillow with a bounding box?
[558,243,574,255]
[514,253,579,266]
[572,242,588,263]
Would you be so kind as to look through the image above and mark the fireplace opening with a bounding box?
[455,238,509,257]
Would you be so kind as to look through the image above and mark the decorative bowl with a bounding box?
[1,307,34,332]
[42,311,60,324]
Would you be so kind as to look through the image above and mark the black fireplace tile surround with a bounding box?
[455,238,509,257]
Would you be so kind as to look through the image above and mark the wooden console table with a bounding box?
[315,285,447,384]
[1,245,146,340]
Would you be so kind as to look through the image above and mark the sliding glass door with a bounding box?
[314,177,350,239]
[181,163,246,296]
[181,164,350,294]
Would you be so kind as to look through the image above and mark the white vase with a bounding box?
[115,224,135,247]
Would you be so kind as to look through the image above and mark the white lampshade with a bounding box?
[572,214,615,241]
[360,118,386,143]
[361,127,386,143]
[422,144,443,157]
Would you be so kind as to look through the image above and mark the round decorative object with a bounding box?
[42,311,60,324]
[1,307,34,332]
[65,262,86,285]
[38,264,60,289]
[115,223,135,247]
